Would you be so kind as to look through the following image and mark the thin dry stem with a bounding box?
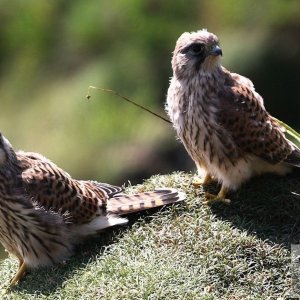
[86,86,171,124]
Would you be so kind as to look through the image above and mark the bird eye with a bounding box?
[188,43,204,55]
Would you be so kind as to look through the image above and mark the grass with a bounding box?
[1,171,300,299]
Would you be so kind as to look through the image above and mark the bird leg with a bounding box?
[203,185,231,205]
[192,174,213,187]
[10,261,27,286]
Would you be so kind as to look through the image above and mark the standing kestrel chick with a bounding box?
[0,133,185,285]
[166,29,300,204]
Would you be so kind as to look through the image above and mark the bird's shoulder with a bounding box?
[221,67,264,106]
[17,151,73,187]
[223,66,254,89]
[217,67,266,116]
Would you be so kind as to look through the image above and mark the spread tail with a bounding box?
[107,188,185,215]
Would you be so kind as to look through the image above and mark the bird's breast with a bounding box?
[166,76,233,168]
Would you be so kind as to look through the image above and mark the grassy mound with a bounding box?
[1,171,300,299]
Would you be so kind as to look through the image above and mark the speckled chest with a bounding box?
[166,76,220,161]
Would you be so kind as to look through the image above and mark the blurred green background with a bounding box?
[0,1,300,258]
[1,0,300,184]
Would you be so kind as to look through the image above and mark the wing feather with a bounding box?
[217,74,294,164]
[17,151,111,224]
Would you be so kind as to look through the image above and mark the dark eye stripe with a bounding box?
[190,44,204,53]
[182,43,204,54]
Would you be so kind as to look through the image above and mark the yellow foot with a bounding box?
[203,192,231,205]
[203,185,231,205]
[192,174,213,187]
[10,262,27,286]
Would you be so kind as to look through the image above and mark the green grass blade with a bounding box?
[273,117,300,144]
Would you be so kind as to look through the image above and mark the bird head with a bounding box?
[0,133,17,167]
[171,29,222,79]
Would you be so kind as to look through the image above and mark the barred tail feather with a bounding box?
[86,180,123,197]
[107,188,185,214]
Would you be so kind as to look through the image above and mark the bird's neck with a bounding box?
[173,64,225,119]
[199,63,223,81]
[177,64,224,93]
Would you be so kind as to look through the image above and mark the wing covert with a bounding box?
[217,83,293,164]
[17,152,109,224]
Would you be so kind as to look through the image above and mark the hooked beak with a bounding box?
[210,45,222,56]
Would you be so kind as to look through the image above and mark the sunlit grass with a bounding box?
[1,171,299,299]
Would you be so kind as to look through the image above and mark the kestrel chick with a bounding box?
[0,134,185,285]
[166,29,300,204]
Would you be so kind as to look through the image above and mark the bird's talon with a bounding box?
[192,175,213,187]
[192,177,202,187]
[204,192,231,205]
[221,198,231,205]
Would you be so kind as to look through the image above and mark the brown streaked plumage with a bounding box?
[166,29,300,203]
[0,134,185,285]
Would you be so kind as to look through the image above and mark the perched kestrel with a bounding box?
[0,134,185,285]
[166,29,300,204]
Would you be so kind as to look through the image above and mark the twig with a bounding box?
[86,86,171,124]
[85,86,300,145]
[291,192,300,199]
